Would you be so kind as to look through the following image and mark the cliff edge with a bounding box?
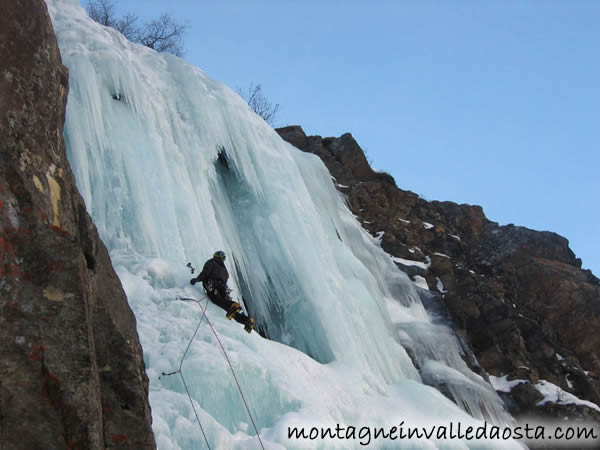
[0,1,155,448]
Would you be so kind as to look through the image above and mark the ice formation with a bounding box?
[47,0,518,448]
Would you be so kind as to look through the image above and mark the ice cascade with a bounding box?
[48,0,516,448]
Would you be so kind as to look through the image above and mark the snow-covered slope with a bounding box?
[47,1,517,448]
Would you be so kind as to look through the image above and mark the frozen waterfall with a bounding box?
[48,0,517,448]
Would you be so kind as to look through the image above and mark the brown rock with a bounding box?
[479,346,513,374]
[0,1,155,448]
[507,366,535,383]
[510,256,600,361]
[277,125,600,423]
[445,293,480,327]
[510,383,543,409]
[430,254,454,277]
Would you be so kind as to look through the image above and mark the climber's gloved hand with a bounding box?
[190,277,197,285]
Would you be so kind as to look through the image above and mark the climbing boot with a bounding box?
[226,302,241,319]
[244,317,254,334]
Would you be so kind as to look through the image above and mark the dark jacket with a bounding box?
[196,257,229,285]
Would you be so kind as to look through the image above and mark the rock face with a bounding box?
[277,125,600,421]
[0,1,156,448]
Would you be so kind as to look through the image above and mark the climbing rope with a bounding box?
[200,303,266,450]
[161,295,265,450]
[160,296,211,450]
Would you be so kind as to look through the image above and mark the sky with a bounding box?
[105,0,599,276]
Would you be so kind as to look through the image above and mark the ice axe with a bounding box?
[186,262,195,274]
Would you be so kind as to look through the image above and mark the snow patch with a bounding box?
[435,277,447,294]
[423,221,434,230]
[489,375,527,393]
[392,257,431,270]
[413,275,429,290]
[490,373,600,412]
[566,374,574,390]
[536,380,600,412]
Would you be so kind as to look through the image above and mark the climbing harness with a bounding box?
[160,263,265,449]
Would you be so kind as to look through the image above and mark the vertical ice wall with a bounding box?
[47,0,515,447]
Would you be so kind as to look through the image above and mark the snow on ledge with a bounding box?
[436,277,447,294]
[535,380,600,412]
[489,375,527,393]
[490,376,600,413]
[392,256,431,270]
[413,275,429,290]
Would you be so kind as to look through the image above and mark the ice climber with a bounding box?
[190,251,254,333]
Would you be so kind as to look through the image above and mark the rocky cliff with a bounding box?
[277,125,600,422]
[0,1,155,448]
